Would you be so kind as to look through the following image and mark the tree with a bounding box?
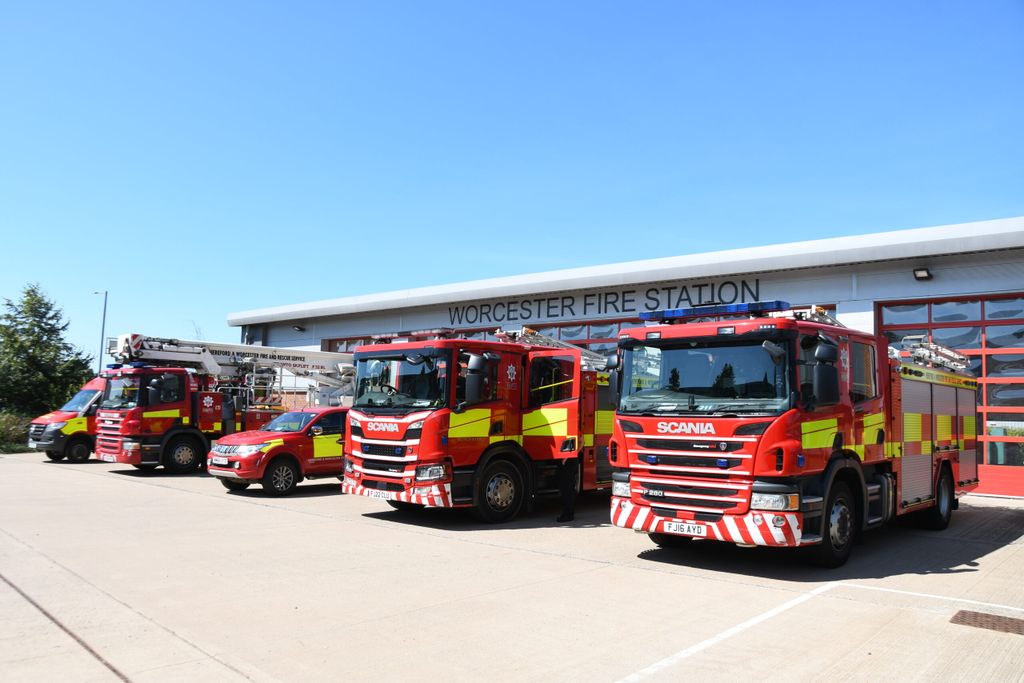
[0,284,93,415]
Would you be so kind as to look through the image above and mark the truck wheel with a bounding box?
[809,481,855,568]
[921,467,954,530]
[45,450,65,461]
[262,458,298,496]
[164,436,202,474]
[387,500,422,512]
[649,532,693,549]
[65,439,91,463]
[473,459,524,523]
[220,479,251,492]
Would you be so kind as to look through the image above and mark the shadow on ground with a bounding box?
[635,502,1024,581]
[360,491,613,532]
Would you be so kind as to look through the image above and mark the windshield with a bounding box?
[619,339,791,415]
[354,352,449,410]
[61,389,100,413]
[262,412,317,432]
[100,376,145,409]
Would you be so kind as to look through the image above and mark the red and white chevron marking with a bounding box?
[342,478,453,508]
[609,497,804,547]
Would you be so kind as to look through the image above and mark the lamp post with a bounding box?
[94,290,108,375]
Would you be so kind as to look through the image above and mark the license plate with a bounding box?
[367,490,395,500]
[211,456,229,466]
[664,521,707,537]
[100,454,116,463]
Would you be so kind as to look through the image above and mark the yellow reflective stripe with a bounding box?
[885,441,902,458]
[235,422,242,431]
[596,410,615,435]
[490,435,523,445]
[522,408,569,437]
[584,434,594,447]
[261,438,285,452]
[922,440,932,454]
[449,409,491,438]
[862,412,885,429]
[313,435,343,458]
[800,418,837,449]
[59,417,88,435]
[142,409,180,419]
[903,413,922,442]
[936,415,952,442]
[182,416,190,425]
[963,415,976,438]
[851,444,865,458]
[213,422,222,432]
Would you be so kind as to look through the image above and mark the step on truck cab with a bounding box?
[207,406,348,495]
[342,330,616,522]
[607,301,979,567]
[27,375,108,462]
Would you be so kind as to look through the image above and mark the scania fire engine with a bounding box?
[27,374,109,462]
[342,329,616,521]
[607,301,979,567]
[94,333,352,473]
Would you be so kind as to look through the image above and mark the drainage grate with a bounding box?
[950,610,1024,635]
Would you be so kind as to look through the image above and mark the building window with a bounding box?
[878,294,1024,468]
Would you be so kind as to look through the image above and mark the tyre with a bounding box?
[921,467,954,530]
[649,532,694,549]
[163,436,203,474]
[473,459,525,523]
[262,458,298,496]
[220,479,251,492]
[387,500,422,512]
[65,439,91,463]
[45,450,65,461]
[809,481,855,568]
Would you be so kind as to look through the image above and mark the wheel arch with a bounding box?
[816,452,869,537]
[264,451,304,482]
[473,443,532,508]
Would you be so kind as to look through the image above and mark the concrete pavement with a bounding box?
[2,451,1023,682]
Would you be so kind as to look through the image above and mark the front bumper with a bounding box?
[610,497,807,547]
[342,476,452,507]
[208,459,262,481]
[27,430,68,452]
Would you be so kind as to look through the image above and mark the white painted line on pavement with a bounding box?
[618,583,838,682]
[839,582,1024,614]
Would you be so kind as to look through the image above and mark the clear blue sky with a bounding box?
[2,1,1022,365]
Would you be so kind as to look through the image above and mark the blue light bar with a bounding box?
[639,300,792,323]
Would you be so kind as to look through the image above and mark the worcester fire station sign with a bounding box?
[447,277,761,327]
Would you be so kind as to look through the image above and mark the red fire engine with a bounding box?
[607,301,979,567]
[341,329,616,521]
[95,334,352,473]
[27,375,109,462]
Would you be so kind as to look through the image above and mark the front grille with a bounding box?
[362,459,407,474]
[637,438,744,452]
[96,413,124,454]
[637,454,744,469]
[643,483,740,497]
[360,479,404,492]
[360,443,407,457]
[29,424,46,440]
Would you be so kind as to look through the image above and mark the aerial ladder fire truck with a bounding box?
[606,301,979,567]
[342,328,616,521]
[94,333,353,473]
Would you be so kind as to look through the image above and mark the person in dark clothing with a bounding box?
[556,456,577,523]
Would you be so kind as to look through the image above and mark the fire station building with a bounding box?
[228,216,1024,496]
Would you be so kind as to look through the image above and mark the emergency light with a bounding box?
[639,300,792,323]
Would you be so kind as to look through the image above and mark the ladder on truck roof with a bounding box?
[493,327,608,371]
[889,335,969,373]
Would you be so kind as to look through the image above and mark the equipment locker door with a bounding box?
[522,350,581,461]
[308,411,346,473]
[899,377,934,505]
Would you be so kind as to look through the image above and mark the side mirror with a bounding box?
[464,352,485,404]
[146,386,161,406]
[607,369,620,397]
[309,425,324,437]
[813,363,840,406]
[814,342,838,363]
[452,401,467,414]
[605,354,620,370]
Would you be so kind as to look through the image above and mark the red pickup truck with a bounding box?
[206,407,347,496]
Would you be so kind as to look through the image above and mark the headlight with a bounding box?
[612,480,631,497]
[750,492,800,511]
[409,420,424,430]
[349,415,359,427]
[415,463,449,482]
[235,443,268,456]
[47,421,67,431]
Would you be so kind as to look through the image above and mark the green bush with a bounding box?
[0,411,31,453]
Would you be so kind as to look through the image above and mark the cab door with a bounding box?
[522,350,581,461]
[308,410,346,473]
